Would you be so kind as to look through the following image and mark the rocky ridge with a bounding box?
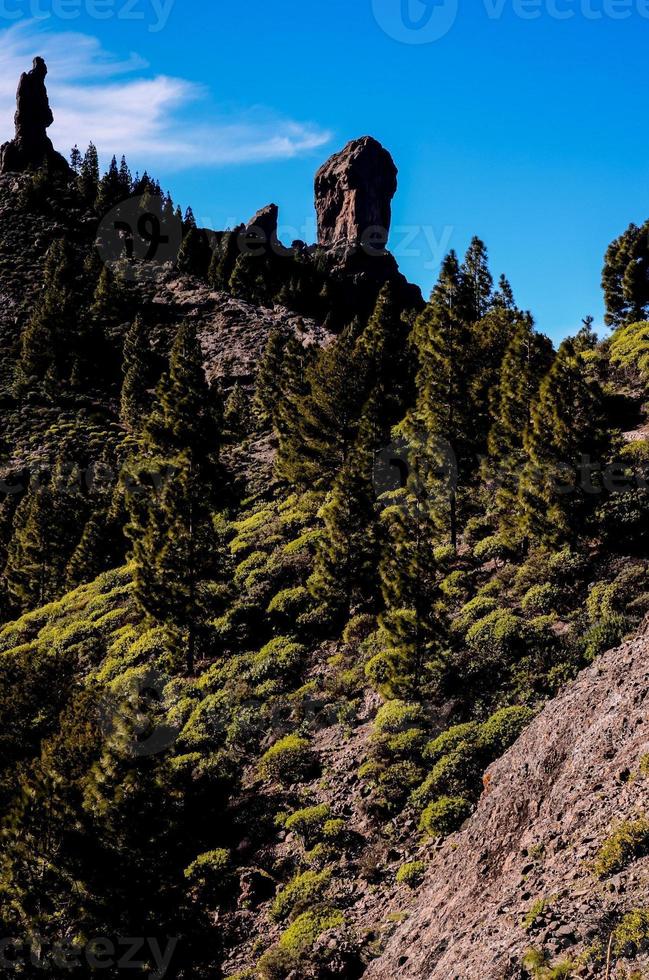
[366,621,649,979]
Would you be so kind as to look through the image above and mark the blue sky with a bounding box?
[1,3,649,340]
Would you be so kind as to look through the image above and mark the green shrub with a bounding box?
[593,817,649,878]
[521,584,559,616]
[271,869,332,921]
[256,947,295,980]
[581,615,629,661]
[278,906,344,956]
[284,804,330,844]
[396,861,426,888]
[423,722,480,764]
[523,898,548,931]
[342,614,375,646]
[419,796,471,837]
[373,699,425,734]
[322,818,346,841]
[473,534,512,564]
[454,596,499,633]
[466,609,524,660]
[183,848,231,897]
[249,637,305,685]
[267,587,309,617]
[612,909,649,957]
[259,735,316,785]
[478,706,536,754]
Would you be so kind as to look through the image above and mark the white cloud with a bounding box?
[0,22,331,170]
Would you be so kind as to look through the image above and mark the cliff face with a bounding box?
[315,137,398,248]
[366,621,649,980]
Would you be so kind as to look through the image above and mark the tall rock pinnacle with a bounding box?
[0,57,70,175]
[314,136,398,248]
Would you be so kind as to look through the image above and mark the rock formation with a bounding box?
[0,57,70,175]
[314,136,398,248]
[245,203,279,246]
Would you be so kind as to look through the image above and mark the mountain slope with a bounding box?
[367,620,649,979]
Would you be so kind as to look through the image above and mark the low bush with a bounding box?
[594,817,649,878]
[259,735,316,785]
[396,861,426,888]
[419,796,471,837]
[284,804,330,844]
[271,868,332,921]
[612,909,649,957]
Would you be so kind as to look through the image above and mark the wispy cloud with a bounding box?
[0,22,331,171]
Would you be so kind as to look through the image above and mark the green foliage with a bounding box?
[259,735,316,785]
[593,818,649,878]
[120,315,150,428]
[271,868,332,921]
[396,861,426,888]
[124,320,225,672]
[184,848,231,896]
[612,909,649,957]
[419,796,472,836]
[284,804,330,843]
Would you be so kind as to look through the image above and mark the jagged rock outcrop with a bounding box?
[366,620,649,979]
[0,57,70,175]
[315,136,398,248]
[245,203,279,246]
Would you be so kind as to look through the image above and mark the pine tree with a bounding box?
[15,240,77,396]
[308,405,381,623]
[78,142,100,204]
[208,227,244,290]
[520,333,610,546]
[95,156,123,215]
[403,252,475,549]
[492,274,516,311]
[486,316,554,541]
[460,236,493,321]
[5,456,86,611]
[125,321,223,673]
[355,282,414,435]
[118,155,132,197]
[378,482,446,698]
[223,383,250,440]
[69,145,82,174]
[178,227,212,277]
[275,327,367,489]
[252,327,290,428]
[120,315,150,428]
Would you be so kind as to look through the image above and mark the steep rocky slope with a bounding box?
[367,621,649,980]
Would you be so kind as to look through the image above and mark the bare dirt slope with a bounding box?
[366,621,649,980]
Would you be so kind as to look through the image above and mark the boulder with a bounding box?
[0,57,70,175]
[314,137,397,248]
